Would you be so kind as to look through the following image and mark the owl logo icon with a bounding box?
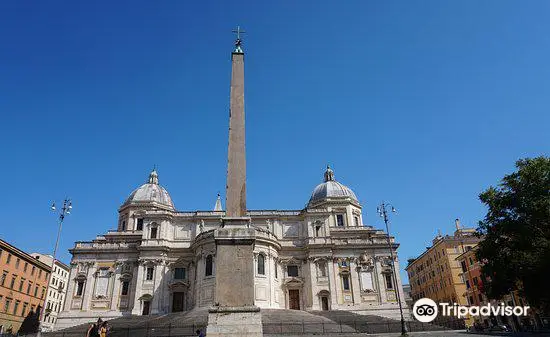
[413,298,438,322]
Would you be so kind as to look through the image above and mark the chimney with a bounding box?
[455,218,460,231]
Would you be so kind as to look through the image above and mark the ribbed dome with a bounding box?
[308,166,358,206]
[123,170,174,209]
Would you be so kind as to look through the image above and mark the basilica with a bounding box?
[56,34,409,331]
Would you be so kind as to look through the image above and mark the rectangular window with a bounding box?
[121,281,129,296]
[24,262,28,272]
[39,270,42,278]
[460,260,467,272]
[174,268,186,280]
[342,275,350,290]
[13,300,20,315]
[0,271,6,286]
[287,265,298,277]
[41,287,46,299]
[19,278,24,292]
[31,266,35,276]
[10,275,16,289]
[385,273,393,289]
[34,285,38,297]
[6,254,11,264]
[137,218,144,231]
[15,258,20,269]
[336,214,345,227]
[318,261,327,277]
[146,267,154,281]
[4,298,11,313]
[274,262,278,279]
[150,227,158,239]
[354,216,359,226]
[27,282,32,294]
[22,302,28,317]
[76,281,84,296]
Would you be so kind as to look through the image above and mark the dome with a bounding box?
[123,169,175,209]
[308,166,359,207]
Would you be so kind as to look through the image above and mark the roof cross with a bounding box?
[232,26,246,40]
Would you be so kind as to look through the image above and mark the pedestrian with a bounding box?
[196,328,205,337]
[99,321,108,337]
[86,323,97,337]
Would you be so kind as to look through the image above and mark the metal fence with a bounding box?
[14,319,465,337]
[263,320,465,335]
[15,323,205,337]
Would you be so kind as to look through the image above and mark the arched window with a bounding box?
[257,254,265,275]
[205,255,213,277]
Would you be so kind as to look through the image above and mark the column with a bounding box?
[110,267,121,310]
[375,258,387,304]
[331,259,342,306]
[350,260,361,305]
[64,265,77,311]
[131,263,145,315]
[82,263,96,310]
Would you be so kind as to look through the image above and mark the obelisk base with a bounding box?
[207,306,262,337]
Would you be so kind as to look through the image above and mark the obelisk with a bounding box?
[225,25,247,217]
[207,27,262,337]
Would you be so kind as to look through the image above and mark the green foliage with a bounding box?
[476,156,550,312]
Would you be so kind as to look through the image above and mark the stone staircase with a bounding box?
[38,309,209,337]
[37,308,450,336]
[261,309,448,335]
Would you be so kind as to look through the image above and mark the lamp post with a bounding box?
[377,202,408,336]
[37,198,72,336]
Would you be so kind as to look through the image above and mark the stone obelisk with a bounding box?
[225,27,247,218]
[207,27,262,337]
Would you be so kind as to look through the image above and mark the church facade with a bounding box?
[57,167,409,329]
[57,35,409,330]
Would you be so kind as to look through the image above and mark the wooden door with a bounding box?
[321,296,329,311]
[142,301,150,315]
[172,292,185,312]
[289,289,300,310]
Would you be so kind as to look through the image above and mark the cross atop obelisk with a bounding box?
[232,26,246,53]
[225,26,247,217]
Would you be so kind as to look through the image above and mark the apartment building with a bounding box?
[405,219,481,326]
[31,253,69,332]
[0,239,51,334]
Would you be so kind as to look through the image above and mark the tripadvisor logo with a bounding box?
[413,298,530,323]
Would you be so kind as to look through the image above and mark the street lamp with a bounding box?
[37,198,72,336]
[377,202,408,336]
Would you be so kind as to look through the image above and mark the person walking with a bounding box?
[86,323,97,337]
[99,321,108,337]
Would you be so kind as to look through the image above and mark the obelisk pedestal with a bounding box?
[207,218,262,337]
[206,28,262,337]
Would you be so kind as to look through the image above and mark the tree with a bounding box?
[476,156,550,313]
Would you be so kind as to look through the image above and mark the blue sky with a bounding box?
[0,1,548,283]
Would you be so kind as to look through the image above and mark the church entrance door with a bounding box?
[321,296,329,311]
[172,292,185,312]
[289,289,300,310]
[142,301,150,315]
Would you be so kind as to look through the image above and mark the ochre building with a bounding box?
[0,239,51,334]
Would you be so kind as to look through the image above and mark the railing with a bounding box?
[263,319,466,334]
[15,319,465,337]
[17,322,205,337]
